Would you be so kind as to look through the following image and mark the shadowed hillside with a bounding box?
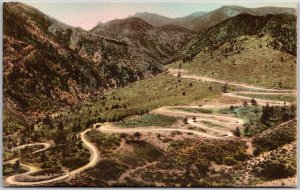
[3,2,164,114]
[91,17,194,64]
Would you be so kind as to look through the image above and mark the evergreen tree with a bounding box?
[261,103,270,124]
[222,83,228,93]
[234,127,241,137]
[13,160,20,170]
[251,98,257,105]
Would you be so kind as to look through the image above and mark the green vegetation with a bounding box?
[134,139,248,186]
[236,93,296,102]
[253,120,296,155]
[174,107,213,114]
[13,74,220,145]
[176,13,297,91]
[171,33,296,89]
[3,144,44,162]
[253,158,296,180]
[128,140,164,162]
[86,129,121,152]
[252,144,296,180]
[118,114,178,128]
[3,4,297,187]
[217,104,296,136]
[75,73,221,123]
[201,121,224,128]
[87,159,127,181]
[3,162,27,176]
[161,139,248,168]
[218,105,262,120]
[21,137,89,171]
[114,140,164,168]
[170,50,296,89]
[3,73,221,160]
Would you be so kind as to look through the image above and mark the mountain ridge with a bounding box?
[133,6,296,31]
[90,16,194,64]
[182,13,296,58]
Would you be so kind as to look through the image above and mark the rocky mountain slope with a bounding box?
[3,2,164,114]
[183,13,296,57]
[90,17,194,63]
[171,13,296,89]
[132,11,207,29]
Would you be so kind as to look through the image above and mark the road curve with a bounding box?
[4,129,99,186]
[11,142,52,154]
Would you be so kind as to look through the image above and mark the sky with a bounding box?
[15,0,298,30]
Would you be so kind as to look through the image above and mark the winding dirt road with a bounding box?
[4,68,296,186]
[11,142,51,154]
[169,68,295,93]
[4,129,99,186]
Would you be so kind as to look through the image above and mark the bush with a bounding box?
[224,156,238,166]
[61,156,89,170]
[87,129,121,151]
[253,159,296,179]
[253,120,296,155]
[88,159,126,180]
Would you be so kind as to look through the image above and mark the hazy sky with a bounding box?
[17,0,297,30]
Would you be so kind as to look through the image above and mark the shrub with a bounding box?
[224,156,238,166]
[88,159,126,180]
[253,159,296,179]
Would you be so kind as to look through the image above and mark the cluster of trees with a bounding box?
[182,54,194,63]
[261,103,296,126]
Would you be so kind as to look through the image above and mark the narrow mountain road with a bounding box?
[4,68,296,186]
[4,129,99,186]
[168,68,296,93]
